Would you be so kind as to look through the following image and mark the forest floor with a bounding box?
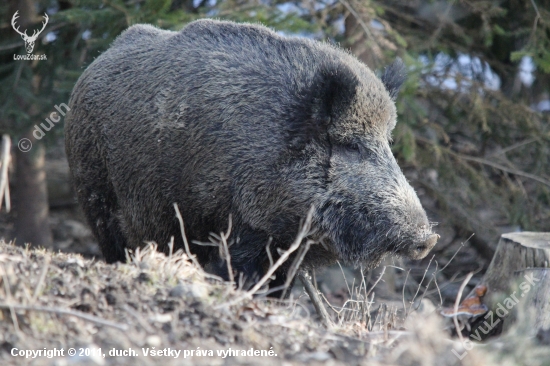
[0,237,548,366]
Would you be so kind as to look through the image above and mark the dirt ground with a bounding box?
[0,238,549,366]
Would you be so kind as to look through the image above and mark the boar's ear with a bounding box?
[381,58,406,100]
[288,62,358,149]
[311,62,359,124]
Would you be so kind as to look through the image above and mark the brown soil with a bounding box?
[0,240,548,366]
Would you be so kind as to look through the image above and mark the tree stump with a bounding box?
[442,232,550,339]
[475,232,550,296]
[508,268,550,332]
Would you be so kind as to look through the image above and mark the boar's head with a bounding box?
[289,58,437,268]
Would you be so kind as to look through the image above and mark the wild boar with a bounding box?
[65,19,437,294]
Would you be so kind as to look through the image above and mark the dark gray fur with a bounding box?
[65,19,437,294]
[381,58,407,100]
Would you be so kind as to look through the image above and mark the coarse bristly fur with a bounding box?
[65,19,437,296]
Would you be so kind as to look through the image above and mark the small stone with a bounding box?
[146,335,162,347]
[150,313,172,323]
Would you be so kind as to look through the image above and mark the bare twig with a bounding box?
[414,261,439,312]
[402,269,410,316]
[168,236,174,260]
[298,271,335,329]
[416,136,550,187]
[215,206,315,308]
[220,216,234,285]
[173,203,201,268]
[31,256,50,302]
[339,0,373,42]
[529,0,541,44]
[428,0,456,46]
[319,291,341,315]
[0,303,129,331]
[455,153,550,187]
[438,233,474,273]
[337,261,351,296]
[166,235,174,273]
[0,264,20,334]
[486,137,537,158]
[365,266,386,299]
[407,255,435,317]
[122,304,154,333]
[265,237,274,269]
[453,272,474,346]
[432,263,444,307]
[281,240,313,298]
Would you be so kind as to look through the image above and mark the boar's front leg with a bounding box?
[215,225,291,298]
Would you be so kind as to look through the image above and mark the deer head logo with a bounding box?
[11,11,49,54]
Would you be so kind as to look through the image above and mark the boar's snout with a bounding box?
[400,233,439,260]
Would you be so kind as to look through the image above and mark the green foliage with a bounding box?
[510,7,550,73]
[392,123,416,163]
[216,0,317,33]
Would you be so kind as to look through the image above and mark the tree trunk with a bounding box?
[13,137,52,247]
[471,232,550,294]
[8,0,53,248]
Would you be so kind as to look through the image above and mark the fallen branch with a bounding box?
[298,270,335,329]
[215,206,315,308]
[0,303,129,331]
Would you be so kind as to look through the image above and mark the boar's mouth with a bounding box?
[314,201,438,267]
[393,232,439,260]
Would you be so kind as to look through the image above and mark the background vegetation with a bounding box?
[0,0,549,274]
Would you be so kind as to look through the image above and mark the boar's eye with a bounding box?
[329,137,363,157]
[345,142,361,152]
[335,141,362,157]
